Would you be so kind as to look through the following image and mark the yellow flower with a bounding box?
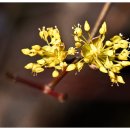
[28,49,37,57]
[99,22,107,35]
[111,35,122,43]
[52,70,59,77]
[39,27,48,42]
[119,61,130,66]
[76,61,84,72]
[117,76,125,84]
[21,48,30,55]
[66,64,76,71]
[34,67,44,73]
[68,47,76,55]
[119,40,128,48]
[73,24,82,37]
[32,64,44,73]
[32,45,41,50]
[84,20,90,32]
[24,63,34,69]
[74,35,81,42]
[37,59,45,65]
[117,49,129,60]
[108,71,115,79]
[99,66,108,73]
[75,42,81,48]
[105,41,113,46]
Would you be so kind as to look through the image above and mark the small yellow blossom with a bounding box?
[99,66,108,73]
[21,48,30,55]
[120,61,130,66]
[68,47,76,55]
[28,49,37,57]
[73,24,82,37]
[84,20,90,32]
[74,35,80,42]
[75,42,81,48]
[99,22,107,35]
[32,45,41,50]
[118,49,129,60]
[108,71,115,79]
[117,76,125,84]
[34,67,44,73]
[111,35,122,43]
[24,63,34,69]
[76,61,84,72]
[37,59,45,65]
[52,70,59,77]
[119,40,128,48]
[66,64,76,71]
[32,64,43,73]
[39,27,48,42]
[105,41,113,46]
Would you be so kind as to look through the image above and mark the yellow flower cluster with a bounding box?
[72,21,130,85]
[21,20,130,85]
[21,26,77,77]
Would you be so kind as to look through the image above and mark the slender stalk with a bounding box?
[6,72,67,102]
[90,3,111,38]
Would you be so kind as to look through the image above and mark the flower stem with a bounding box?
[90,3,111,38]
[6,72,67,102]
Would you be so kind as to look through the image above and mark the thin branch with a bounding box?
[6,72,67,103]
[46,57,80,90]
[90,3,111,38]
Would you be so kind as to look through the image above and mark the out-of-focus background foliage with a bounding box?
[0,3,130,127]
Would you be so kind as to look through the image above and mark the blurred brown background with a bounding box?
[0,3,130,127]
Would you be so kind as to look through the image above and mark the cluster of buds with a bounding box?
[21,26,77,77]
[21,20,130,86]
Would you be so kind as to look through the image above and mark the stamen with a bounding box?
[38,28,41,31]
[119,33,123,37]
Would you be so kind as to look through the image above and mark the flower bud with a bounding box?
[99,66,107,73]
[52,70,59,77]
[21,48,30,55]
[24,63,34,69]
[75,42,81,48]
[32,45,41,50]
[117,76,125,84]
[66,64,76,71]
[84,20,90,31]
[99,22,107,35]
